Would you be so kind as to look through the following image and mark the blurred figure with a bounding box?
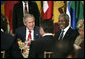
[74,19,84,49]
[1,13,8,33]
[13,1,40,33]
[1,14,23,58]
[29,19,55,58]
[54,13,79,44]
[52,40,76,58]
[74,19,84,58]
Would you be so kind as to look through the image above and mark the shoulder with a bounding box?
[34,26,40,30]
[55,30,61,35]
[68,27,79,34]
[15,26,26,33]
[34,26,40,32]
[1,32,14,40]
[16,26,25,31]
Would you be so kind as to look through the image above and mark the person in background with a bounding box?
[74,19,84,58]
[13,1,40,33]
[1,14,23,58]
[52,40,76,58]
[29,19,55,58]
[1,13,8,33]
[74,19,84,49]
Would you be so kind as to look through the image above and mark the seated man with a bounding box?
[1,15,22,58]
[15,14,41,58]
[29,19,55,58]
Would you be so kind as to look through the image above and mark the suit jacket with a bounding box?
[1,32,23,58]
[15,26,41,42]
[13,1,40,33]
[54,27,79,44]
[29,35,55,58]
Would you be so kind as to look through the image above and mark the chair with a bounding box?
[1,50,5,58]
[44,51,53,58]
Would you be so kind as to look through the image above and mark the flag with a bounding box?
[1,1,5,15]
[5,1,20,33]
[35,1,42,25]
[66,1,84,30]
[52,1,66,23]
[52,1,66,33]
[41,1,53,21]
[36,1,42,14]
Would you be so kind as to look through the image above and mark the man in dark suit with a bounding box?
[1,17,22,58]
[13,1,40,33]
[54,13,79,44]
[1,31,23,58]
[15,14,41,42]
[15,14,41,58]
[29,19,55,58]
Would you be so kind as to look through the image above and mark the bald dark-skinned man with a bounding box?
[54,13,79,44]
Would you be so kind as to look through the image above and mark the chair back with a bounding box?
[1,50,5,58]
[44,51,53,58]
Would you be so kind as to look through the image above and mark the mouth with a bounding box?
[60,25,65,29]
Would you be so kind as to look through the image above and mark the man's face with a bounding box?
[79,28,84,39]
[24,17,35,30]
[58,16,69,29]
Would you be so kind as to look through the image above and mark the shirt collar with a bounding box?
[62,25,70,32]
[1,28,4,32]
[26,27,33,32]
[42,33,53,37]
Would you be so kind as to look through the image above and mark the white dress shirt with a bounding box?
[62,25,70,38]
[42,33,53,37]
[26,27,34,41]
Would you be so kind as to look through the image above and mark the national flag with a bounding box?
[66,1,84,30]
[5,1,20,33]
[52,1,66,33]
[41,1,53,21]
[1,1,5,15]
[52,1,66,23]
[35,1,42,25]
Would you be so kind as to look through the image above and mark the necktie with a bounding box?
[24,2,28,15]
[58,29,64,40]
[27,31,31,46]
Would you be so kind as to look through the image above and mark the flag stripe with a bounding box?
[68,1,84,30]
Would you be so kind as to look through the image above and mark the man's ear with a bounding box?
[24,22,26,26]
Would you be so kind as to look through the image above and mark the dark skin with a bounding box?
[58,16,69,29]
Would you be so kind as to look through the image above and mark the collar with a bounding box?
[42,33,53,37]
[26,27,33,32]
[62,25,70,32]
[1,28,4,32]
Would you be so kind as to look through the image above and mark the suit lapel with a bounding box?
[22,26,26,42]
[34,27,41,40]
[63,27,72,39]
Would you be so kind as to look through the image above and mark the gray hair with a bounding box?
[58,13,69,21]
[77,19,84,29]
[23,14,35,23]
